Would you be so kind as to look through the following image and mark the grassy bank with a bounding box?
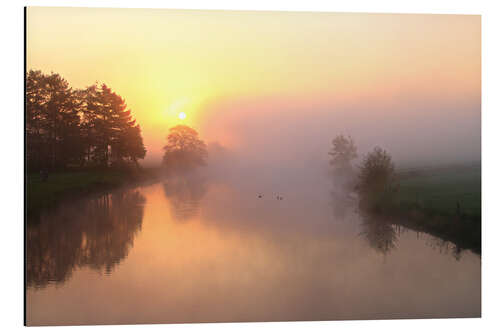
[388,163,481,253]
[396,163,481,220]
[26,168,162,215]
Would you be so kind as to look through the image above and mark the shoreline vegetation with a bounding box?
[26,69,151,217]
[26,167,162,217]
[329,135,480,255]
[26,68,480,255]
[378,164,481,254]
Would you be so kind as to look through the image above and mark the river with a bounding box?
[26,174,480,325]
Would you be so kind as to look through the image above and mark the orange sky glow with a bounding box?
[27,7,480,164]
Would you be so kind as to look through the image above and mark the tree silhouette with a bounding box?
[357,147,397,211]
[162,125,208,174]
[329,135,358,170]
[78,83,146,167]
[26,70,82,170]
[26,69,146,171]
[329,135,358,191]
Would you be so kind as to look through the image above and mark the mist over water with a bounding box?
[26,8,481,325]
[26,93,481,324]
[26,174,480,325]
[27,105,481,324]
[27,49,482,330]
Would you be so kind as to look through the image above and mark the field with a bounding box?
[391,163,481,253]
[396,163,481,220]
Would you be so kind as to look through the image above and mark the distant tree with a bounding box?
[162,125,208,174]
[357,147,397,211]
[329,135,358,171]
[329,135,358,191]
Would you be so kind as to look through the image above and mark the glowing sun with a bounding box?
[178,112,187,120]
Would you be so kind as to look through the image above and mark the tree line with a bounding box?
[26,69,146,171]
[329,134,397,211]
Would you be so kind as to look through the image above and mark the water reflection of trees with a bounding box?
[357,211,466,259]
[162,175,207,222]
[330,185,466,259]
[331,191,354,220]
[358,212,398,255]
[423,235,464,260]
[27,190,145,289]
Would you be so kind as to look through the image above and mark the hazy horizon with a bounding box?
[25,8,482,326]
[27,7,480,169]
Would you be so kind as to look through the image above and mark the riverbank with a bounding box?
[376,163,481,253]
[26,167,162,215]
[396,163,480,219]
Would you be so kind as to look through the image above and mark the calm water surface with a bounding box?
[26,176,481,325]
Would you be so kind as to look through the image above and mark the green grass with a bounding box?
[396,164,481,220]
[26,168,161,214]
[385,163,481,253]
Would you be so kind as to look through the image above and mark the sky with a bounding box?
[27,7,481,167]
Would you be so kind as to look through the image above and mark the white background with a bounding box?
[1,0,499,332]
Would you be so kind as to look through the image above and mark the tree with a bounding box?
[26,70,49,171]
[357,147,397,211]
[105,85,146,167]
[329,135,358,191]
[26,69,147,170]
[329,135,358,171]
[78,83,146,168]
[115,124,146,167]
[77,84,100,166]
[162,125,208,174]
[26,70,82,170]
